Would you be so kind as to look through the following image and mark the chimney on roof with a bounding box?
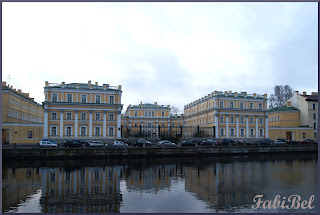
[2,82,6,87]
[30,98,34,101]
[303,91,306,96]
[286,101,292,107]
[45,81,48,86]
[88,80,91,85]
[18,89,22,94]
[61,82,65,88]
[103,84,107,90]
[23,93,29,98]
[118,85,122,90]
[95,82,98,86]
[311,92,318,96]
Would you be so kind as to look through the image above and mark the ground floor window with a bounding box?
[240,129,244,137]
[230,128,235,136]
[95,127,101,136]
[28,131,32,138]
[51,127,57,136]
[220,128,224,136]
[303,133,306,138]
[109,127,114,136]
[81,127,86,136]
[250,129,254,137]
[66,127,72,136]
[259,129,263,137]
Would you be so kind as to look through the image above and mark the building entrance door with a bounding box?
[286,131,293,140]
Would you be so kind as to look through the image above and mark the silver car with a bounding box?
[39,139,58,148]
[158,140,176,146]
[89,141,105,147]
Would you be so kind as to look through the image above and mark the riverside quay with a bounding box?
[2,81,317,145]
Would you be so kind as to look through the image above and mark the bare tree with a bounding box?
[170,106,182,116]
[269,85,293,107]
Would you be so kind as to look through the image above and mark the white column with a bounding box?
[44,110,48,138]
[215,112,219,138]
[75,111,78,138]
[226,114,229,138]
[246,115,249,138]
[256,116,258,138]
[236,115,239,138]
[117,110,121,138]
[75,93,78,102]
[265,115,269,138]
[89,110,93,138]
[103,111,107,138]
[60,110,64,138]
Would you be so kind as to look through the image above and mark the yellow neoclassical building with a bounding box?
[121,102,184,138]
[43,81,122,142]
[183,91,268,139]
[2,82,44,144]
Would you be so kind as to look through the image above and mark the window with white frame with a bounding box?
[212,102,214,108]
[208,103,210,109]
[259,103,262,110]
[230,101,234,109]
[208,117,211,123]
[230,128,235,136]
[52,94,58,102]
[95,127,101,136]
[259,129,263,137]
[277,116,280,121]
[250,117,254,123]
[219,101,224,108]
[152,111,154,117]
[162,124,165,127]
[80,127,86,136]
[66,127,72,136]
[51,127,57,136]
[240,117,244,123]
[313,113,316,119]
[108,127,114,136]
[109,113,114,121]
[95,95,101,103]
[230,116,234,123]
[67,94,73,102]
[313,104,316,110]
[52,112,57,120]
[134,111,137,117]
[220,116,224,123]
[250,129,254,136]
[81,112,86,120]
[95,113,101,120]
[259,117,263,123]
[109,96,115,104]
[220,128,224,136]
[240,128,244,136]
[249,103,253,109]
[81,94,87,103]
[66,112,72,120]
[162,112,165,117]
[145,111,147,117]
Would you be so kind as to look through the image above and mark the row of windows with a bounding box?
[51,93,115,104]
[219,128,264,137]
[133,111,166,117]
[269,116,280,122]
[51,112,115,121]
[9,98,20,107]
[186,101,264,115]
[8,110,42,122]
[50,126,115,136]
[128,123,182,128]
[187,116,264,126]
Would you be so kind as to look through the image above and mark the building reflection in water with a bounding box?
[39,166,123,213]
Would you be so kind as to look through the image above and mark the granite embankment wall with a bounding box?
[2,145,318,160]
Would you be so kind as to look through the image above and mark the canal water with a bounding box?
[2,154,318,213]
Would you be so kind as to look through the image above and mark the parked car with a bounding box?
[158,140,176,146]
[258,139,273,146]
[286,140,298,145]
[200,139,216,146]
[217,139,235,146]
[134,139,151,147]
[277,138,287,143]
[39,139,58,148]
[300,139,315,145]
[113,141,128,147]
[274,140,286,145]
[89,141,105,147]
[182,140,197,147]
[238,140,247,145]
[64,140,83,148]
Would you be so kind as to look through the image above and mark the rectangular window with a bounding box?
[28,131,32,138]
[66,127,72,136]
[303,133,306,138]
[52,112,57,120]
[95,95,101,103]
[162,124,165,127]
[95,127,101,136]
[259,117,263,124]
[313,113,316,119]
[314,122,317,129]
[171,123,175,128]
[81,127,86,136]
[259,103,262,110]
[109,113,114,121]
[52,94,58,102]
[220,128,224,136]
[277,116,280,121]
[240,129,244,136]
[240,117,244,123]
[219,101,224,108]
[81,95,87,103]
[162,112,165,117]
[250,129,254,137]
[109,127,114,136]
[240,102,244,109]
[95,113,101,120]
[250,117,254,123]
[135,124,138,127]
[230,128,235,136]
[152,111,155,117]
[66,112,72,120]
[208,103,210,109]
[220,116,224,123]
[249,103,253,109]
[134,111,138,117]
[81,112,86,120]
[313,104,316,110]
[67,94,73,102]
[230,102,234,109]
[109,96,115,104]
[259,129,263,137]
[230,117,234,123]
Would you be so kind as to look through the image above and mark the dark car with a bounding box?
[238,140,246,145]
[134,139,151,147]
[64,140,85,148]
[277,138,287,143]
[182,140,197,147]
[200,139,216,146]
[217,139,235,146]
[300,139,315,145]
[258,139,273,146]
[287,140,298,145]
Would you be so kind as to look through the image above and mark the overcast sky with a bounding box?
[2,2,318,112]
